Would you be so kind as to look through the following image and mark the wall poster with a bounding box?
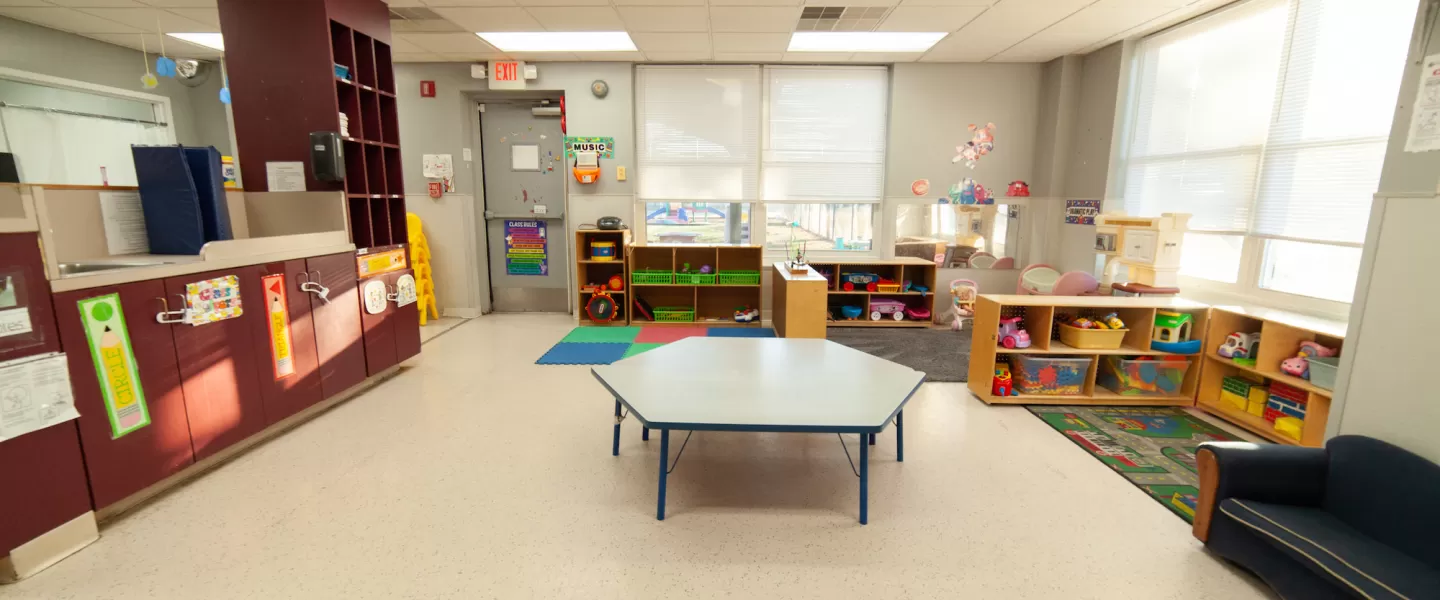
[77,294,150,439]
[262,274,295,380]
[1065,199,1102,225]
[505,220,548,276]
[185,275,243,325]
[0,353,81,443]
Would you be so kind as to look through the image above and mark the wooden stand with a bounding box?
[1195,306,1346,447]
[967,295,1209,406]
[807,257,938,328]
[627,244,763,327]
[771,262,828,338]
[574,229,631,326]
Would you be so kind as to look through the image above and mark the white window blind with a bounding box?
[635,65,761,203]
[1123,0,1288,232]
[1252,0,1416,244]
[761,66,888,203]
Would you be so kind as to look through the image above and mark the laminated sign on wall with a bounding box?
[262,274,295,380]
[77,294,150,439]
[0,353,81,443]
[1065,200,1101,225]
[185,275,243,325]
[564,137,615,159]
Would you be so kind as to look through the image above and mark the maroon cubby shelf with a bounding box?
[379,95,398,145]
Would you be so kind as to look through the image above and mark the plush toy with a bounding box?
[1280,341,1338,379]
[952,122,997,169]
[1007,181,1030,197]
[974,183,991,205]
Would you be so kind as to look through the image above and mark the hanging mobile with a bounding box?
[140,35,158,89]
[155,18,177,78]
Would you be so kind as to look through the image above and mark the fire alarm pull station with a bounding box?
[573,151,600,184]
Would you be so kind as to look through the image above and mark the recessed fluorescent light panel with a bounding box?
[168,33,225,51]
[788,32,946,52]
[477,32,636,52]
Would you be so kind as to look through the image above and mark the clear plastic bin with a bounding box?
[1012,355,1092,395]
[1306,357,1339,390]
[1097,355,1191,396]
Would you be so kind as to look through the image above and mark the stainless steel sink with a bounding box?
[58,261,174,277]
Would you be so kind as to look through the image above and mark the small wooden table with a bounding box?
[593,338,925,524]
[771,262,829,338]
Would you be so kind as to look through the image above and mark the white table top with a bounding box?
[592,338,925,433]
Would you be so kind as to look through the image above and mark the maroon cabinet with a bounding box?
[306,252,366,399]
[55,281,194,510]
[162,267,267,461]
[251,260,323,424]
[358,272,397,376]
[391,269,421,364]
[0,232,59,361]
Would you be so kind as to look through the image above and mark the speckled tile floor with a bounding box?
[7,314,1274,599]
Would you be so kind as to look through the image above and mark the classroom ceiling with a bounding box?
[2,0,1237,63]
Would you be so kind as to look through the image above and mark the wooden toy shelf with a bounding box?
[967,295,1210,406]
[806,257,938,328]
[626,244,763,327]
[574,229,632,326]
[1195,306,1346,447]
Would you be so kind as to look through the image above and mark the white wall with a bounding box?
[1331,1,1440,462]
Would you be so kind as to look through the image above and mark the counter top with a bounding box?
[50,232,355,293]
[772,262,829,283]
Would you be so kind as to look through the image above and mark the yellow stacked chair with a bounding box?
[406,213,441,325]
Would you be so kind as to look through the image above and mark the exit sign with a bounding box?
[489,60,525,90]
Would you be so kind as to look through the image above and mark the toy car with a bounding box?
[733,307,759,323]
[904,306,931,320]
[839,305,864,320]
[841,272,881,292]
[1218,332,1261,359]
[869,299,907,321]
[998,316,1031,349]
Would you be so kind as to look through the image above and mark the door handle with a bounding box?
[155,296,187,324]
[299,270,331,303]
[385,283,400,303]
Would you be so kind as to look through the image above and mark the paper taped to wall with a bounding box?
[1405,53,1440,153]
[99,191,150,255]
[0,353,81,443]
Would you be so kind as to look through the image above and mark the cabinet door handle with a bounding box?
[385,283,400,303]
[155,297,187,324]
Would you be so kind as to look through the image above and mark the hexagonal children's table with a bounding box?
[592,338,925,524]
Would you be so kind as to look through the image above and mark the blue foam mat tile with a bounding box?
[706,327,777,338]
[536,342,631,365]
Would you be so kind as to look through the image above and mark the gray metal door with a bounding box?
[480,102,568,312]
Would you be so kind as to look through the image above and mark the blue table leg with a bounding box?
[612,400,621,456]
[643,427,650,441]
[658,429,670,521]
[868,433,875,446]
[897,410,904,463]
[859,433,869,525]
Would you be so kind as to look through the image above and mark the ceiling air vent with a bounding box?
[796,6,891,32]
[390,7,464,33]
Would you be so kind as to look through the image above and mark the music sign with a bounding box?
[564,136,615,159]
[488,60,525,90]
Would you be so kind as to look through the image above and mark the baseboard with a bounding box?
[0,512,98,584]
[94,365,404,524]
[441,307,482,319]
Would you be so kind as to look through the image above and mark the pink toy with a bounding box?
[905,306,931,321]
[1280,341,1338,379]
[998,316,1032,349]
[1017,264,1100,296]
[869,299,907,321]
[1007,181,1030,197]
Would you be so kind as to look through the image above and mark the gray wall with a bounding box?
[1068,42,1125,200]
[0,16,232,154]
[1333,1,1440,462]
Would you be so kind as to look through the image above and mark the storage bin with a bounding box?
[653,307,695,322]
[717,270,760,285]
[1306,356,1339,390]
[1012,355,1092,396]
[876,283,901,293]
[1057,322,1128,350]
[674,272,715,285]
[632,269,673,285]
[1097,355,1190,396]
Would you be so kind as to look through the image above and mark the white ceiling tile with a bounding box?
[392,52,450,62]
[712,32,791,52]
[613,0,705,5]
[389,33,430,53]
[921,0,1089,61]
[140,0,217,6]
[385,0,428,6]
[503,52,579,60]
[631,32,711,52]
[1076,0,1234,54]
[877,5,983,32]
[436,51,504,61]
[713,52,783,61]
[76,7,217,32]
[708,0,802,5]
[526,7,625,31]
[164,7,217,26]
[0,7,148,33]
[850,52,921,62]
[82,32,220,57]
[897,0,994,5]
[644,51,713,60]
[709,6,800,32]
[992,0,1184,61]
[804,0,896,5]
[391,19,469,32]
[48,0,146,6]
[403,32,500,52]
[782,52,853,61]
[432,6,541,30]
[617,6,709,32]
[573,51,646,61]
[0,0,53,6]
[515,0,610,5]
[423,0,517,5]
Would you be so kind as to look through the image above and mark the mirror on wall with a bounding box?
[894,203,1024,268]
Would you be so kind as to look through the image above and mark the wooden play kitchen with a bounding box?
[967,294,1347,448]
[625,244,764,326]
[805,257,938,328]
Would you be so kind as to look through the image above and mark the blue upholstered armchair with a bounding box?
[1193,436,1440,600]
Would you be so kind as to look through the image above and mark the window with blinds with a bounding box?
[762,66,888,204]
[1120,0,1418,303]
[635,65,761,203]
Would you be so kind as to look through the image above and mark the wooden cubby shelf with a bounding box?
[967,295,1210,406]
[329,19,404,250]
[574,229,632,326]
[807,257,938,328]
[1195,306,1346,447]
[624,244,763,327]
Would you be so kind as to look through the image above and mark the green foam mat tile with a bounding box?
[622,343,666,359]
[560,326,641,344]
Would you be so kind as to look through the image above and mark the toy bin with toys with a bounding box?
[1012,355,1092,396]
[1097,355,1191,397]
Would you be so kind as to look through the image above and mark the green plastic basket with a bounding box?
[717,270,760,285]
[674,272,716,285]
[653,307,695,322]
[632,269,673,285]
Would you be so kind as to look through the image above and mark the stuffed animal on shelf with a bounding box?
[1280,341,1338,379]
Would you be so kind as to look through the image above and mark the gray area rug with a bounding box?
[825,325,972,382]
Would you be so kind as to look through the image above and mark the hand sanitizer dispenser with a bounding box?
[573,151,600,184]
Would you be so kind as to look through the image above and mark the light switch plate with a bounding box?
[616,166,627,181]
[463,148,472,162]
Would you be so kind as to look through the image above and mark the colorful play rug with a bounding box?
[536,326,776,365]
[1027,406,1242,523]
